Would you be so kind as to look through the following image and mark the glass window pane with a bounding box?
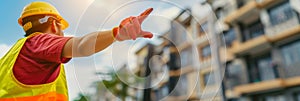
[269,2,294,25]
[204,72,215,86]
[225,62,243,89]
[248,53,277,82]
[265,95,286,101]
[180,47,193,67]
[201,22,208,33]
[293,92,300,101]
[224,28,236,46]
[281,40,300,66]
[202,45,211,58]
[257,56,275,81]
[168,75,188,96]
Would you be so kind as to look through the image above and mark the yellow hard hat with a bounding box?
[18,1,69,30]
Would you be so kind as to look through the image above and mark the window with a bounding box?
[241,20,264,41]
[168,52,181,70]
[236,0,245,8]
[180,47,193,67]
[224,28,236,47]
[254,94,286,101]
[201,45,211,58]
[294,92,300,101]
[269,2,295,25]
[200,22,208,34]
[225,62,243,89]
[264,95,286,101]
[154,85,169,100]
[168,75,188,96]
[281,40,300,66]
[247,53,277,83]
[204,72,215,86]
[170,21,187,45]
[215,8,223,19]
[257,55,276,81]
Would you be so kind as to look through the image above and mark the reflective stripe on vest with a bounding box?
[0,32,68,101]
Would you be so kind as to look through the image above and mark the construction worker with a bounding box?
[0,1,153,101]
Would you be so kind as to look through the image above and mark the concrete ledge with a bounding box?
[231,35,269,54]
[224,1,259,24]
[234,79,284,95]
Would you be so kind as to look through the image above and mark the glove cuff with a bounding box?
[112,27,119,40]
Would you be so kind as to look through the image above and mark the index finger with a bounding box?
[138,8,153,23]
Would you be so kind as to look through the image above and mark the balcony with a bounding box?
[233,76,300,95]
[224,1,260,24]
[231,26,300,55]
[264,1,300,40]
[230,35,271,55]
[266,25,300,43]
[234,79,284,95]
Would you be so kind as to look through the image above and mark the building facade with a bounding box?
[84,0,300,101]
[207,0,300,100]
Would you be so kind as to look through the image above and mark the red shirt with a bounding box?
[13,33,72,85]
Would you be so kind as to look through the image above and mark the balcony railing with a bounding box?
[230,35,271,54]
[225,63,300,95]
[224,1,260,24]
[281,62,300,78]
[241,20,265,42]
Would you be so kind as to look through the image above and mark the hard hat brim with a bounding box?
[18,13,69,30]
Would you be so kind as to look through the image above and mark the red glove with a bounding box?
[112,8,154,41]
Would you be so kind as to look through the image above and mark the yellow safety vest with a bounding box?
[0,33,68,101]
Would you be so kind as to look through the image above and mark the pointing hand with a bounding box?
[112,8,154,41]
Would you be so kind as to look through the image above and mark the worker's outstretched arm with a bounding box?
[62,8,153,58]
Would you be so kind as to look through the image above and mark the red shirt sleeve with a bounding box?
[27,33,72,63]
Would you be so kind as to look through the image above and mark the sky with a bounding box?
[0,0,202,100]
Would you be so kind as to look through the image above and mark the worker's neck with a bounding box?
[44,28,59,36]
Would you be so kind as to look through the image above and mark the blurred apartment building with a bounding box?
[134,8,222,100]
[134,8,205,101]
[207,0,300,101]
[135,0,300,101]
[86,0,300,101]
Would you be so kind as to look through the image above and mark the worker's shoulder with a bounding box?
[29,33,63,40]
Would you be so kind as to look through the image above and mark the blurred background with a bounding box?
[75,0,300,100]
[1,0,300,101]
